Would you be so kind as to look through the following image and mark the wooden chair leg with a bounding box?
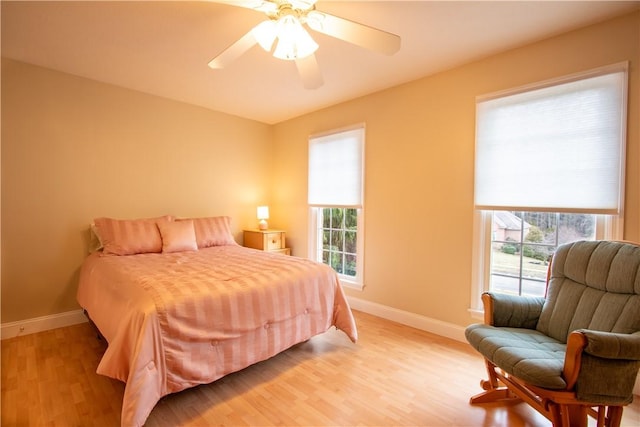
[595,406,606,427]
[549,402,563,427]
[470,388,514,404]
[485,359,500,389]
[566,405,587,427]
[548,403,588,427]
[605,406,623,427]
[470,360,520,404]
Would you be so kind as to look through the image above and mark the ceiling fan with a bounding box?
[208,0,401,89]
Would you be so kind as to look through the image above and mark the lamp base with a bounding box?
[258,219,268,230]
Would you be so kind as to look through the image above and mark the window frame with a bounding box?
[309,206,364,289]
[470,63,628,316]
[308,124,365,290]
[470,212,622,315]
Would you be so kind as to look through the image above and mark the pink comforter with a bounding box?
[77,245,357,427]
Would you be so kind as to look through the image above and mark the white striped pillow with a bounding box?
[94,216,171,255]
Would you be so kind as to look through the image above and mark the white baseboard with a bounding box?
[1,309,88,340]
[346,296,467,343]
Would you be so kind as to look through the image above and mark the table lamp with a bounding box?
[257,206,269,230]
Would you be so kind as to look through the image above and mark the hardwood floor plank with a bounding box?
[3,310,640,426]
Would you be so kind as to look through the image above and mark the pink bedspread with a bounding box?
[77,245,357,427]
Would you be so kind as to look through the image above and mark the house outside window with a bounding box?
[308,125,365,289]
[471,63,628,313]
[489,211,596,297]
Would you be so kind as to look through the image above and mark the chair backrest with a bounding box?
[536,240,640,343]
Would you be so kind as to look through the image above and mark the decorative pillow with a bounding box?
[158,219,198,253]
[181,216,237,248]
[93,216,171,255]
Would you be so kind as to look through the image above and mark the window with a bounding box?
[317,208,358,277]
[308,125,364,288]
[471,63,628,312]
[489,211,596,297]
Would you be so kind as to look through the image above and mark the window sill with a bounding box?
[468,308,484,321]
[340,278,363,291]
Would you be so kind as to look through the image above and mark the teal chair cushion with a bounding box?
[465,324,566,389]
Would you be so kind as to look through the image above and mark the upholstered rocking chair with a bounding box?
[466,240,640,427]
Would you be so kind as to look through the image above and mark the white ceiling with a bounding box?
[2,1,638,124]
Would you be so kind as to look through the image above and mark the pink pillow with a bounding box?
[93,216,171,255]
[158,219,198,253]
[181,216,237,248]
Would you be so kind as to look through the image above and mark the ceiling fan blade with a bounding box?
[306,11,400,55]
[295,54,323,89]
[208,28,258,69]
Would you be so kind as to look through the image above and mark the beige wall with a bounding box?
[1,59,273,323]
[272,11,640,327]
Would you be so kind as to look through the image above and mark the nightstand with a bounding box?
[243,229,291,255]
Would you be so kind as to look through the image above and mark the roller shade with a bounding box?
[308,126,364,207]
[474,65,627,214]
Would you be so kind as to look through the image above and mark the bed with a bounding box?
[77,215,358,427]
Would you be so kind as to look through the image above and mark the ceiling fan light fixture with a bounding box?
[273,15,318,60]
[251,20,277,51]
[209,0,401,89]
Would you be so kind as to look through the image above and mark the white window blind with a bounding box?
[308,126,364,207]
[474,64,627,214]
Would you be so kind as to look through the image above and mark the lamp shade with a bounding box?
[257,206,269,230]
[257,206,269,220]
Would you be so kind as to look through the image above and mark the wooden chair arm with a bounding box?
[482,293,494,325]
[563,330,589,390]
[481,292,544,329]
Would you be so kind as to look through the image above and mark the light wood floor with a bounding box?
[3,310,640,426]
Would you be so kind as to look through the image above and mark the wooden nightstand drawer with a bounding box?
[243,229,289,255]
[264,232,284,250]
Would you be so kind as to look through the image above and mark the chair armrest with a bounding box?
[563,331,589,389]
[481,292,545,328]
[563,330,640,390]
[562,329,640,405]
[580,330,640,360]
